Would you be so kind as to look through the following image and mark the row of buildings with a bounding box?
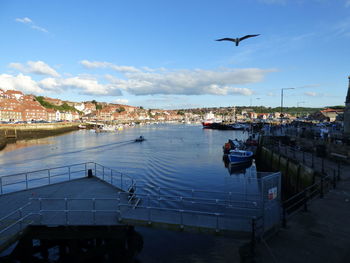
[0,89,182,123]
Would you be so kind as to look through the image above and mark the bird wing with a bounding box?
[239,34,260,41]
[215,38,236,42]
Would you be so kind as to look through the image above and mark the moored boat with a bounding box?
[228,149,253,164]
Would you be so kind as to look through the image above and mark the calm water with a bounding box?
[0,124,256,262]
[0,123,254,193]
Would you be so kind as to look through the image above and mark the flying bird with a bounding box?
[216,34,260,46]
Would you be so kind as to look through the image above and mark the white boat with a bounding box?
[228,149,253,164]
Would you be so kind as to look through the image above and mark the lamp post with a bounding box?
[280,88,294,124]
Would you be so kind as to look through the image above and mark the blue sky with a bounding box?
[0,0,349,109]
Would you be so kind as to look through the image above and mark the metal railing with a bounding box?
[261,139,340,227]
[0,162,93,195]
[27,197,257,233]
[0,162,137,195]
[282,172,335,227]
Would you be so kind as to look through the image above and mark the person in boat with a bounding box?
[224,142,231,154]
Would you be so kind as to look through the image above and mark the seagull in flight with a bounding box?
[216,34,260,46]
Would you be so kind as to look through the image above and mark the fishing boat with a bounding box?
[228,149,253,165]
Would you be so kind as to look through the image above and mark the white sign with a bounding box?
[268,187,278,200]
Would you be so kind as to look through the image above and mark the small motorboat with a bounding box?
[223,139,244,154]
[228,149,253,164]
[135,136,145,142]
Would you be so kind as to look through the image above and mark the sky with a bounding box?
[0,0,349,109]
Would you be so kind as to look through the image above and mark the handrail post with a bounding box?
[68,167,71,180]
[321,158,325,173]
[93,198,96,225]
[0,177,3,195]
[85,163,87,177]
[25,173,28,189]
[48,169,51,185]
[94,163,97,177]
[180,210,184,229]
[111,170,113,185]
[65,210,69,225]
[215,213,219,232]
[65,197,68,224]
[121,173,123,190]
[103,167,105,181]
[39,198,42,211]
[148,207,151,225]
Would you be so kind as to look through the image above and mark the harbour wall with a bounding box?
[0,123,80,149]
[257,146,316,199]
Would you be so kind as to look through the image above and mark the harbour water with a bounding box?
[0,124,256,192]
[0,124,257,262]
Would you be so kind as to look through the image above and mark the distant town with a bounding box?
[0,88,345,124]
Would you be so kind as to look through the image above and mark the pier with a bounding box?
[0,162,281,253]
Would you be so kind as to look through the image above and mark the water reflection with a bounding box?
[1,225,143,263]
[0,138,53,154]
[222,154,254,175]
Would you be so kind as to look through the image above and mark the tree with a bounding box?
[116,107,125,113]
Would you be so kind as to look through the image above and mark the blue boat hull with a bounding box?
[228,152,253,164]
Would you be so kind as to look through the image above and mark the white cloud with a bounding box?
[15,17,32,24]
[104,67,274,96]
[39,76,122,96]
[31,25,48,33]
[0,73,44,94]
[267,92,276,96]
[15,17,48,33]
[304,92,317,97]
[80,60,140,73]
[114,99,129,104]
[9,61,60,77]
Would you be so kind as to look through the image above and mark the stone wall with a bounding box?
[258,146,315,199]
[0,123,80,149]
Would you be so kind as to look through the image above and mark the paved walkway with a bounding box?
[256,141,350,263]
[0,177,122,219]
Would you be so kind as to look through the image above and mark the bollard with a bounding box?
[322,158,324,173]
[320,176,324,199]
[88,169,93,178]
